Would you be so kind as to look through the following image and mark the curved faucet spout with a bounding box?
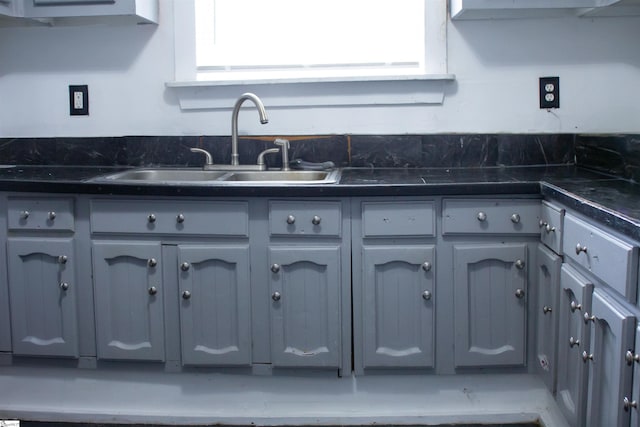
[231,93,269,166]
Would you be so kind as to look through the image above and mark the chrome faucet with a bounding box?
[231,93,268,166]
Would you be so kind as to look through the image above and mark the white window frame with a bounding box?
[169,0,453,109]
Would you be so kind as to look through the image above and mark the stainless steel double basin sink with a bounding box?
[90,168,341,185]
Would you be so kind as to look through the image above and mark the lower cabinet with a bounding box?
[7,237,79,358]
[556,264,593,427]
[360,246,435,369]
[268,246,342,368]
[584,289,635,427]
[178,245,251,366]
[453,243,528,368]
[92,241,165,361]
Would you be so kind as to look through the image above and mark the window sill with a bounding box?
[166,74,456,111]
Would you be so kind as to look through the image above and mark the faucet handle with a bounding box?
[190,148,213,166]
[273,139,290,171]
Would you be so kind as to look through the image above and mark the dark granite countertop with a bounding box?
[0,164,638,240]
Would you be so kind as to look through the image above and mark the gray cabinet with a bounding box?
[268,246,341,368]
[584,289,635,427]
[178,245,251,366]
[7,237,79,358]
[453,243,527,367]
[22,0,158,24]
[361,246,435,369]
[556,264,593,427]
[535,244,562,392]
[630,324,640,426]
[92,241,165,361]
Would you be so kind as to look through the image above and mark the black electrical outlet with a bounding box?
[69,85,89,116]
[539,77,559,109]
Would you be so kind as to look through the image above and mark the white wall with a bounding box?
[0,0,639,137]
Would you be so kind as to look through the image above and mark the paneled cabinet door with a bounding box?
[585,290,635,427]
[630,324,640,426]
[361,246,435,369]
[269,246,341,368]
[556,265,594,427]
[178,245,251,366]
[453,243,527,367]
[92,241,165,361]
[7,238,78,358]
[535,244,562,392]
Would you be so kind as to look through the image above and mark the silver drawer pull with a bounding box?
[181,262,190,271]
[148,213,156,223]
[148,258,158,267]
[182,290,192,300]
[510,213,520,224]
[539,220,547,228]
[626,350,640,365]
[569,336,580,348]
[148,286,158,296]
[286,215,296,225]
[515,259,525,270]
[477,211,487,222]
[59,282,69,291]
[575,243,588,255]
[570,301,582,312]
[48,211,56,221]
[582,351,594,363]
[515,288,525,299]
[20,210,30,219]
[624,397,638,411]
[545,224,556,234]
[543,306,553,314]
[421,261,432,272]
[58,255,68,264]
[422,290,432,301]
[271,264,280,273]
[176,213,185,224]
[272,291,281,301]
[584,312,596,323]
[312,215,321,225]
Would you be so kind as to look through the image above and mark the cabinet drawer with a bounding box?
[563,213,638,303]
[90,200,249,236]
[8,197,74,231]
[540,200,564,254]
[362,201,435,237]
[269,201,341,237]
[442,199,541,235]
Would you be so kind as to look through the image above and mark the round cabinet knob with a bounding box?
[182,290,192,300]
[176,213,185,224]
[626,350,640,365]
[272,291,281,301]
[570,300,582,312]
[582,351,594,363]
[312,215,322,225]
[569,336,580,348]
[477,211,487,222]
[271,264,280,273]
[515,259,525,270]
[59,282,69,291]
[545,224,556,234]
[539,220,547,229]
[148,258,158,268]
[48,211,56,221]
[286,215,296,225]
[20,210,29,219]
[58,255,68,264]
[623,397,638,411]
[575,243,588,255]
[180,262,190,272]
[543,306,553,315]
[421,261,432,272]
[148,213,156,223]
[510,213,520,224]
[148,286,158,296]
[515,288,525,299]
[422,290,432,301]
[584,312,596,323]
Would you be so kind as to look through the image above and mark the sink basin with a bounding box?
[90,168,340,185]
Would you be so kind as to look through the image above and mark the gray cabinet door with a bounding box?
[556,264,594,427]
[7,238,78,357]
[631,324,640,426]
[453,243,527,367]
[269,246,341,368]
[361,246,435,369]
[535,244,562,392]
[178,245,251,366]
[585,289,635,427]
[93,241,165,361]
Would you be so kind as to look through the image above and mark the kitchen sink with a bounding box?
[90,168,341,185]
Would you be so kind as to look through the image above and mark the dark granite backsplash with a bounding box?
[0,134,578,169]
[575,134,640,182]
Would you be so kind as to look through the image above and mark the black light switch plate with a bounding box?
[69,85,89,116]
[539,76,559,109]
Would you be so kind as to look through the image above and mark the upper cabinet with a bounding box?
[450,0,640,20]
[0,0,157,26]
